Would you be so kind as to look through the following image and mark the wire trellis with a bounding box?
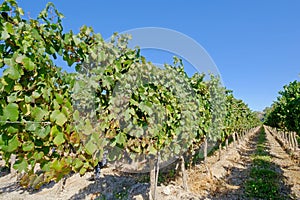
[0,121,51,125]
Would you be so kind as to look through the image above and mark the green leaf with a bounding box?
[0,2,10,11]
[34,125,50,139]
[3,65,21,80]
[115,133,126,145]
[26,123,39,131]
[149,145,157,155]
[25,95,33,103]
[22,141,34,151]
[19,102,30,116]
[50,110,60,122]
[85,140,97,155]
[50,111,67,127]
[73,110,80,121]
[53,131,65,146]
[13,84,23,91]
[16,7,24,15]
[41,162,51,172]
[32,107,48,121]
[1,29,9,40]
[7,135,19,152]
[33,152,44,160]
[3,103,19,121]
[7,94,17,102]
[5,22,14,34]
[54,93,64,104]
[50,125,60,138]
[22,57,36,71]
[52,159,63,172]
[72,35,81,46]
[13,158,28,172]
[7,126,18,133]
[74,158,84,169]
[55,112,67,127]
[4,57,14,67]
[31,28,42,40]
[139,101,153,115]
[15,55,25,64]
[82,119,93,135]
[32,91,41,99]
[79,166,87,175]
[52,99,60,110]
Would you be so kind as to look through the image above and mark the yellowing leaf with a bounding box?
[55,113,67,127]
[50,111,67,127]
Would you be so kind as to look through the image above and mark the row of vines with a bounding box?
[264,80,300,147]
[0,0,260,190]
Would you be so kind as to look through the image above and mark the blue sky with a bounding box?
[12,1,300,111]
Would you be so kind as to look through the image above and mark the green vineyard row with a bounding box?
[264,80,300,142]
[0,1,260,189]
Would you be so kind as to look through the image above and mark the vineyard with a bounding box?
[0,1,299,200]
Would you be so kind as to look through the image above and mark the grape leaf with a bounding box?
[7,135,19,152]
[13,158,28,172]
[85,140,97,155]
[3,103,19,121]
[53,131,65,146]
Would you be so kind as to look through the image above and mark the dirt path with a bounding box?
[265,128,300,199]
[197,126,300,200]
[197,127,260,199]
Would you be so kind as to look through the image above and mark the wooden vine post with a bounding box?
[225,137,229,151]
[233,132,236,147]
[236,132,240,145]
[180,156,188,191]
[288,132,292,148]
[204,136,208,163]
[10,154,16,176]
[293,132,299,151]
[149,154,160,200]
[218,141,222,161]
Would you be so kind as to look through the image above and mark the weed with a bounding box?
[245,127,287,200]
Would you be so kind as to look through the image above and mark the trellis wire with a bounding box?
[0,121,51,125]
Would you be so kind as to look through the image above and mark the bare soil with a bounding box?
[0,126,299,200]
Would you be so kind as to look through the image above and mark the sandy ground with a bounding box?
[265,128,300,198]
[0,126,299,200]
[192,126,300,200]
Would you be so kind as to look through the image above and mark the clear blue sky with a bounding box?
[13,1,300,111]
